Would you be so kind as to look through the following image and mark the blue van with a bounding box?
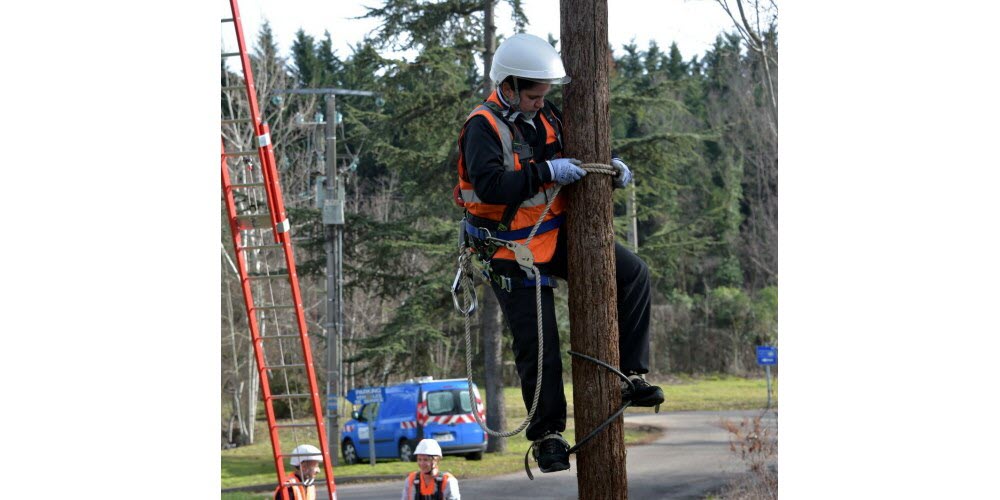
[341,377,488,464]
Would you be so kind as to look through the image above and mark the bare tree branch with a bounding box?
[714,0,778,119]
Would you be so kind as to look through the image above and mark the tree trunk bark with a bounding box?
[560,1,627,498]
[480,290,507,452]
[482,0,496,94]
[478,0,507,454]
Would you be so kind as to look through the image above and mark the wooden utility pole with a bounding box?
[560,0,626,498]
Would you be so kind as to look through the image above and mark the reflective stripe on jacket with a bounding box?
[457,89,564,264]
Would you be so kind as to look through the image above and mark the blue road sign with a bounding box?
[756,346,777,365]
[351,387,385,405]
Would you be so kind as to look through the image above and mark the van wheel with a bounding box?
[398,439,414,462]
[342,439,358,465]
[465,451,483,460]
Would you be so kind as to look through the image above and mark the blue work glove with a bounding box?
[546,158,586,185]
[611,157,632,189]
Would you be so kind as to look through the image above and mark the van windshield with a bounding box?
[425,390,473,415]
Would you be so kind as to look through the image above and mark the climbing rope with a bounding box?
[459,163,618,438]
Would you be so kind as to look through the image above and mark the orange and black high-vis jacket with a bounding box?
[272,473,313,500]
[456,89,565,264]
[403,471,457,500]
[274,478,308,500]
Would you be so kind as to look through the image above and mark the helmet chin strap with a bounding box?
[508,78,521,108]
[499,79,521,119]
[299,469,315,487]
[499,79,539,122]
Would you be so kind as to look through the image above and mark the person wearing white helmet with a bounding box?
[456,33,663,474]
[401,439,460,500]
[273,444,324,500]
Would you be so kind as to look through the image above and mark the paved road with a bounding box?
[318,410,776,500]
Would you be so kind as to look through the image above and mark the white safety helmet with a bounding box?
[290,444,324,467]
[414,439,443,457]
[490,33,571,86]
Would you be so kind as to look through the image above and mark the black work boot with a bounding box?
[532,432,570,473]
[621,375,665,407]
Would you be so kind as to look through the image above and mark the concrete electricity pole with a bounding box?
[273,87,376,467]
[322,94,343,467]
[559,0,628,498]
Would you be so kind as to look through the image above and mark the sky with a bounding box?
[223,0,738,65]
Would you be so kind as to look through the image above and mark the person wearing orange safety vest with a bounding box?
[456,33,665,475]
[274,444,324,500]
[401,439,460,500]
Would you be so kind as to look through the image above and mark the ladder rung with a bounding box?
[222,18,234,22]
[269,393,312,400]
[263,364,306,370]
[225,150,258,156]
[254,304,296,311]
[248,273,289,280]
[260,334,301,340]
[282,451,326,457]
[231,182,265,188]
[222,52,241,58]
[240,244,283,251]
[275,423,317,429]
[222,118,253,125]
[235,213,272,229]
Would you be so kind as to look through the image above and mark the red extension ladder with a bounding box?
[221,1,336,498]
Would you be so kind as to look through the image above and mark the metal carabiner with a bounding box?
[451,257,477,316]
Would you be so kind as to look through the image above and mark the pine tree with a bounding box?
[665,42,687,81]
[290,30,324,86]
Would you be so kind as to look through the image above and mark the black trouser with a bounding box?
[487,228,651,441]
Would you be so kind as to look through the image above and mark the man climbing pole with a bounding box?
[454,32,664,475]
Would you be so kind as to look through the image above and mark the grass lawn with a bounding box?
[221,374,776,494]
[645,372,778,412]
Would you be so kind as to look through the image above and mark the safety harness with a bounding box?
[406,471,448,500]
[456,98,566,292]
[460,213,563,290]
